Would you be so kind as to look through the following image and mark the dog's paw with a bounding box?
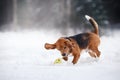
[72,60,77,64]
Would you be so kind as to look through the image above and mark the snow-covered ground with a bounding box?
[0,30,120,80]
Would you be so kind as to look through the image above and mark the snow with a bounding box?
[0,30,120,80]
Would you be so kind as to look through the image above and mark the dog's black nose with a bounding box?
[62,53,66,56]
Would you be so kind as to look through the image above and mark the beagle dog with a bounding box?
[44,15,100,64]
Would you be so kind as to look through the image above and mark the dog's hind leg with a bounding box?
[89,47,101,58]
[88,50,97,58]
[95,48,101,57]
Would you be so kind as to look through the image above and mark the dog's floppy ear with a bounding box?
[44,43,56,49]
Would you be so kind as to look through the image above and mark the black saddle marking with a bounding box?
[67,33,90,49]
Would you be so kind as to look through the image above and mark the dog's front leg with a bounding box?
[72,54,80,64]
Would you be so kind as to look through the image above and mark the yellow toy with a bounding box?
[54,58,62,64]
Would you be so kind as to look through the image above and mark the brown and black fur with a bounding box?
[44,15,101,64]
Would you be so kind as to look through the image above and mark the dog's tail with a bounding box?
[85,15,99,35]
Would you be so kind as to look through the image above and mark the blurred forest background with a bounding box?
[0,0,120,34]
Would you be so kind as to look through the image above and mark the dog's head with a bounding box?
[45,38,73,57]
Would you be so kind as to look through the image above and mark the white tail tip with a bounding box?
[85,15,91,20]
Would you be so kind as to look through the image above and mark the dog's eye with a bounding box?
[64,46,66,49]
